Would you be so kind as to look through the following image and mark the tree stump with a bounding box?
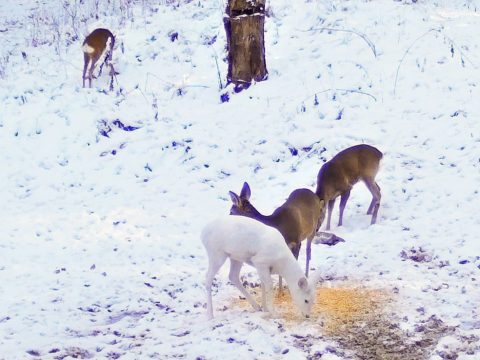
[224,0,268,90]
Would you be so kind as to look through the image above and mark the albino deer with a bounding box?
[316,144,383,230]
[82,28,115,88]
[229,182,325,284]
[202,216,315,319]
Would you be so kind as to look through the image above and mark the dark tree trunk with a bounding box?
[224,0,267,90]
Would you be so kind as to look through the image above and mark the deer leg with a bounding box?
[367,199,375,215]
[260,282,267,311]
[98,60,105,77]
[205,253,227,320]
[338,189,351,227]
[228,259,260,312]
[88,55,100,88]
[88,63,95,88]
[108,63,115,91]
[326,198,335,230]
[371,181,381,224]
[256,265,274,314]
[305,237,313,277]
[366,180,380,214]
[365,179,381,224]
[82,53,90,88]
[371,203,380,224]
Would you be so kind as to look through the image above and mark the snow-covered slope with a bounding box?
[1,0,479,359]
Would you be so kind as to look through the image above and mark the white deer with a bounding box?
[202,215,316,319]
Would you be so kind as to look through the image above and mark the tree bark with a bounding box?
[224,0,267,90]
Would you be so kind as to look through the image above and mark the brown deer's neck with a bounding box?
[249,206,282,229]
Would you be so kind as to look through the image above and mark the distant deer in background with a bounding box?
[229,182,325,285]
[316,144,383,230]
[82,28,115,88]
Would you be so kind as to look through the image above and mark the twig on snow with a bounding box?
[393,28,441,97]
[289,140,328,172]
[144,72,174,94]
[301,88,377,104]
[393,27,477,97]
[302,26,377,58]
[210,46,224,90]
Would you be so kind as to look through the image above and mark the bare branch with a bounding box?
[210,46,224,90]
[302,88,377,104]
[302,27,377,58]
[393,28,441,97]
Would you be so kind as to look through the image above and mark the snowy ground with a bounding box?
[1,0,480,359]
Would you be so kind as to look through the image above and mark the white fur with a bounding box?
[82,37,112,59]
[85,58,93,74]
[105,37,112,52]
[202,215,315,320]
[82,43,95,54]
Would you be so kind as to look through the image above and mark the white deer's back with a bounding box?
[201,216,287,264]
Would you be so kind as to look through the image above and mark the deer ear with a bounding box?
[298,277,308,290]
[241,182,251,200]
[229,191,240,206]
[319,199,325,208]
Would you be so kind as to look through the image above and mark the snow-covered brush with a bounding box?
[316,144,383,231]
[201,216,316,320]
[82,28,116,89]
[97,119,141,138]
[229,182,325,289]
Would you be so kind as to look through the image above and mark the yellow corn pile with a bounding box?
[230,284,392,333]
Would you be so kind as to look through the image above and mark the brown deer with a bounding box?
[82,28,115,88]
[316,144,383,231]
[229,182,325,287]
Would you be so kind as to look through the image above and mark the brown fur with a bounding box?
[82,28,115,88]
[316,144,383,230]
[229,183,325,279]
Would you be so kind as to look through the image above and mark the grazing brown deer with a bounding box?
[316,144,383,230]
[229,182,325,286]
[82,28,115,88]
